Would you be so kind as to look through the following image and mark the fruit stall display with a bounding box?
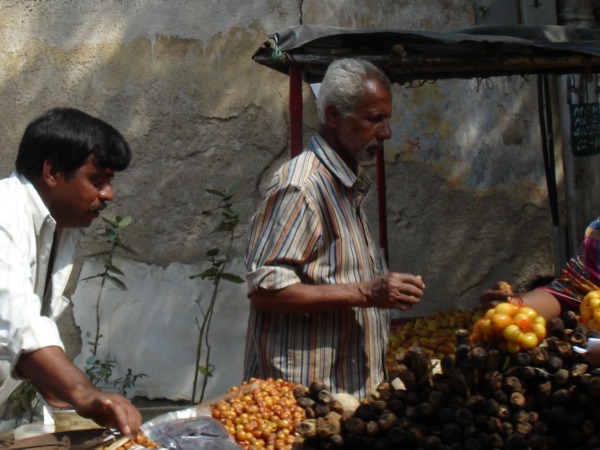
[211,378,307,449]
[282,295,600,449]
[102,433,160,449]
[112,291,600,449]
[386,308,483,370]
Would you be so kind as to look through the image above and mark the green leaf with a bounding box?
[80,273,105,281]
[106,264,124,276]
[222,209,238,219]
[115,242,138,255]
[198,366,214,377]
[105,274,127,290]
[101,217,117,227]
[224,182,235,195]
[221,273,245,284]
[104,228,117,238]
[199,268,219,279]
[205,188,225,196]
[206,248,220,257]
[116,216,133,228]
[84,251,112,258]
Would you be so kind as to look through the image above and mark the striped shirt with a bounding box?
[243,133,389,399]
[542,216,600,309]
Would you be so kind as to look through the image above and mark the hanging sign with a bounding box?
[570,103,600,156]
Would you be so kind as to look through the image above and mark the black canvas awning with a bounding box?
[253,24,600,84]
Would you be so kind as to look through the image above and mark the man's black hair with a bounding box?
[15,107,131,180]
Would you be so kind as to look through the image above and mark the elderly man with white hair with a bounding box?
[243,58,426,399]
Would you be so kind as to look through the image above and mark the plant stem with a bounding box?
[91,239,116,355]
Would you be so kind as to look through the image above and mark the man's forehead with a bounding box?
[79,155,115,177]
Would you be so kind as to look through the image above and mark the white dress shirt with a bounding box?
[0,173,84,401]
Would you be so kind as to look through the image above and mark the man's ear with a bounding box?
[41,160,61,187]
[324,105,341,128]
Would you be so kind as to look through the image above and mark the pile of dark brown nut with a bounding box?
[293,312,600,449]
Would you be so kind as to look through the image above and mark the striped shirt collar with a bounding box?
[308,133,373,194]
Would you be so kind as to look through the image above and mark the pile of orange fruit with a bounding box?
[579,290,600,329]
[470,301,546,353]
[210,378,305,450]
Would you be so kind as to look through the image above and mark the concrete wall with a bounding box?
[0,1,570,402]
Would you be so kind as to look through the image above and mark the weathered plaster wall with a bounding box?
[0,0,561,401]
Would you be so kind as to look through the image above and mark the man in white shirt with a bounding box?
[0,108,141,437]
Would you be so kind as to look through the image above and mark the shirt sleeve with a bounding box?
[0,223,64,374]
[246,178,321,295]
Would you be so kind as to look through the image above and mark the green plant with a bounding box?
[85,359,116,386]
[189,184,244,403]
[113,369,148,398]
[81,215,147,397]
[6,381,40,423]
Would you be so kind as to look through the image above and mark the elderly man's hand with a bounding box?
[365,273,425,311]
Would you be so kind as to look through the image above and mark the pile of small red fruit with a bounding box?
[210,378,306,450]
[470,300,547,353]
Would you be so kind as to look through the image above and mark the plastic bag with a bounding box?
[141,406,239,450]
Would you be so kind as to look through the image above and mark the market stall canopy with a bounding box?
[252,24,600,83]
[252,24,600,263]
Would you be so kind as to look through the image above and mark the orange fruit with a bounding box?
[533,315,546,326]
[518,332,539,350]
[589,296,600,311]
[512,313,534,332]
[584,290,600,301]
[478,318,497,341]
[506,341,522,354]
[469,332,482,345]
[517,306,538,319]
[491,313,513,331]
[498,282,512,291]
[532,322,546,340]
[503,324,523,343]
[594,308,600,326]
[580,305,593,325]
[495,302,520,316]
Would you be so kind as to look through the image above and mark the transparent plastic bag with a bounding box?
[141,406,239,450]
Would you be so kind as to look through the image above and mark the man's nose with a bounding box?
[378,119,392,140]
[99,184,114,201]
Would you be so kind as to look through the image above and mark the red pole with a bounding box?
[289,65,303,157]
[376,150,389,265]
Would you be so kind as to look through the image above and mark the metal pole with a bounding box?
[376,150,389,265]
[289,65,303,157]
